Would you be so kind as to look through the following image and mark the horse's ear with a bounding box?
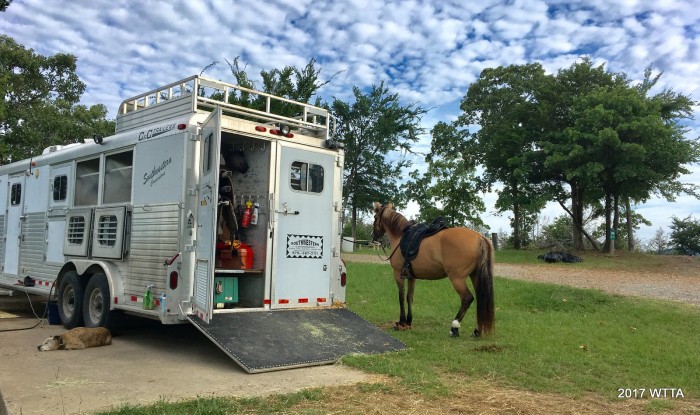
[373,202,381,213]
[386,202,393,210]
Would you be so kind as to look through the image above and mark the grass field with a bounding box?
[100,257,700,414]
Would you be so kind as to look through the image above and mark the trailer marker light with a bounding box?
[114,297,118,304]
[178,123,187,130]
[341,271,347,287]
[298,298,308,304]
[130,295,138,302]
[264,299,271,305]
[278,299,290,304]
[255,126,267,132]
[285,132,294,138]
[317,298,327,303]
[169,271,178,289]
[270,129,280,135]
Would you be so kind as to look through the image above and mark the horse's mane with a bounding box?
[383,208,410,236]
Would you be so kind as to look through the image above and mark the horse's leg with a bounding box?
[448,275,474,338]
[406,277,416,327]
[394,273,409,330]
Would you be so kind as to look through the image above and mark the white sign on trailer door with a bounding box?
[192,108,222,323]
[4,176,25,276]
[272,142,335,308]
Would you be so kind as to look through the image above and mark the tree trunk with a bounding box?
[513,203,521,250]
[571,183,584,249]
[603,193,612,252]
[351,204,358,240]
[558,200,600,251]
[613,194,620,250]
[626,198,634,251]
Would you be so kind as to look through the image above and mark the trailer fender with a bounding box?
[58,260,124,310]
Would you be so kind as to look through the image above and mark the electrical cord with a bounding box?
[0,282,56,333]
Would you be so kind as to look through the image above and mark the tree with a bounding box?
[670,216,700,255]
[409,121,484,227]
[1,35,114,164]
[332,83,426,238]
[459,63,548,248]
[647,227,670,254]
[0,0,12,12]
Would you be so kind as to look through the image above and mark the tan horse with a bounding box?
[372,202,495,337]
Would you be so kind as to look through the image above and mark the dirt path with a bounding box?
[347,253,700,306]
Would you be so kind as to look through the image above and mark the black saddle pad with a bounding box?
[399,217,448,262]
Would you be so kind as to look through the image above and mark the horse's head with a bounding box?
[372,202,392,242]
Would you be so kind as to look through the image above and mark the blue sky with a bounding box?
[3,0,699,246]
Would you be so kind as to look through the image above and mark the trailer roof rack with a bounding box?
[116,75,335,139]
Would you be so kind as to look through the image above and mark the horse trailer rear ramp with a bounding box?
[187,308,405,373]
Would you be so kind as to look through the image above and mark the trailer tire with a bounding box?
[57,271,85,329]
[83,273,122,331]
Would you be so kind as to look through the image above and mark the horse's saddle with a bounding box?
[399,217,448,279]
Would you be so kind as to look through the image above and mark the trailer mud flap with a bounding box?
[187,308,405,373]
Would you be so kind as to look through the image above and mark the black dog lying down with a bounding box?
[537,251,583,263]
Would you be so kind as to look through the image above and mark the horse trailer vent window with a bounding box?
[104,150,133,204]
[97,215,118,247]
[290,161,324,193]
[53,175,68,201]
[67,216,86,244]
[75,158,100,206]
[10,183,22,205]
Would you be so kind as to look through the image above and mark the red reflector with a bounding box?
[317,298,327,303]
[130,295,137,302]
[278,299,289,304]
[341,272,347,287]
[177,123,187,130]
[298,298,308,304]
[255,126,267,132]
[169,271,178,289]
[114,297,118,304]
[264,299,271,305]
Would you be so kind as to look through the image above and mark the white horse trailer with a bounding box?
[0,76,403,372]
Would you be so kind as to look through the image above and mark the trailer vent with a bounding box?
[97,215,118,247]
[67,216,86,244]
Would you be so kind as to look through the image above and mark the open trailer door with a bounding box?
[190,107,222,323]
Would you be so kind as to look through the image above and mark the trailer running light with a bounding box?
[169,271,178,289]
[341,271,347,287]
[255,126,267,132]
[269,129,294,138]
[178,123,187,130]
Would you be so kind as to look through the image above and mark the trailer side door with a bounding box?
[192,108,222,323]
[271,142,335,308]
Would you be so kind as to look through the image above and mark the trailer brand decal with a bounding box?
[143,157,172,186]
[286,234,323,259]
[138,123,176,142]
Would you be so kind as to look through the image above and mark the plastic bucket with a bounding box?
[47,301,61,325]
[341,237,354,252]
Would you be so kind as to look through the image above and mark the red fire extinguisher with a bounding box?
[241,200,252,228]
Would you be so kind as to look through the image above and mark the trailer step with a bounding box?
[187,308,405,373]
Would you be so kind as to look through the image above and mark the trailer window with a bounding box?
[96,214,118,247]
[53,175,68,201]
[290,161,324,193]
[67,216,86,244]
[203,132,213,174]
[10,183,21,205]
[104,151,133,204]
[74,158,100,206]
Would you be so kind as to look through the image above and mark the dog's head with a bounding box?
[37,335,63,351]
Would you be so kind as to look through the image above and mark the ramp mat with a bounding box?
[188,308,405,373]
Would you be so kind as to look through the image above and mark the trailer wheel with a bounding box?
[83,273,121,330]
[57,271,85,329]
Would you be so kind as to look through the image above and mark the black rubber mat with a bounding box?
[188,308,405,373]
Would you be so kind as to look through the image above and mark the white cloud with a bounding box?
[3,0,698,242]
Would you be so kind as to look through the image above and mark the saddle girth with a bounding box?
[398,217,448,279]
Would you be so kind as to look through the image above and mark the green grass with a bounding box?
[99,259,699,413]
[343,261,700,399]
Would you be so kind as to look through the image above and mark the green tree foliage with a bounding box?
[0,35,115,164]
[332,83,426,238]
[409,121,484,227]
[670,215,700,255]
[0,0,12,12]
[459,63,548,248]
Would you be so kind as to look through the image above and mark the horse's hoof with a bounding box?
[450,327,460,337]
[471,328,480,338]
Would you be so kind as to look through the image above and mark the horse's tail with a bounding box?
[475,236,495,335]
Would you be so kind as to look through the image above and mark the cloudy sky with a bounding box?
[3,0,699,245]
